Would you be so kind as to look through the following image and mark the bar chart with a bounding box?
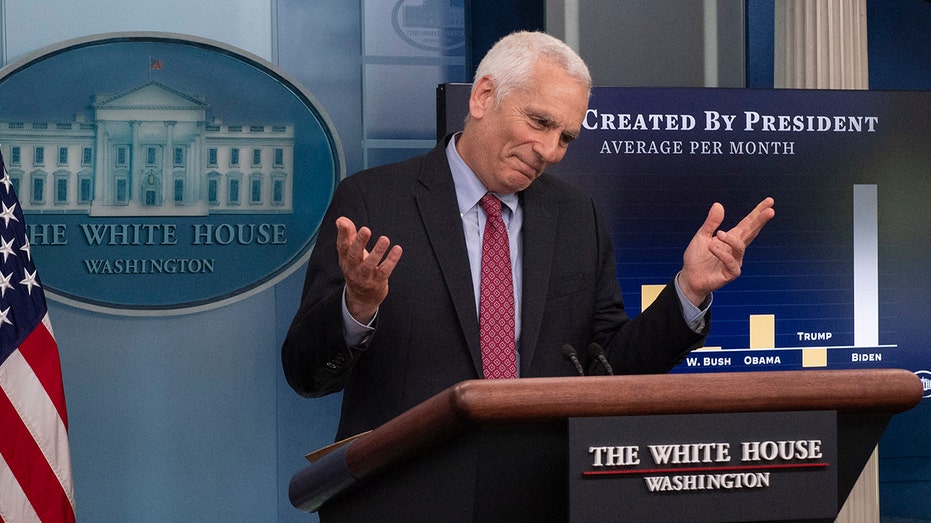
[643,185,899,373]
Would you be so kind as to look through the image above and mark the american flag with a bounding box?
[0,150,75,522]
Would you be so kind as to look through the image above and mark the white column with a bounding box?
[703,0,719,87]
[563,0,579,53]
[165,121,176,205]
[130,121,139,203]
[94,122,109,205]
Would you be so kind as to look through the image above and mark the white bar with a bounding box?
[853,184,878,346]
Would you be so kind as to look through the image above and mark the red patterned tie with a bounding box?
[479,193,517,379]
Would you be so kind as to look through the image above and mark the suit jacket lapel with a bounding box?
[414,143,484,376]
[518,175,559,374]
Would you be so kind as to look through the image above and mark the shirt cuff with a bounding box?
[674,272,712,332]
[342,286,376,348]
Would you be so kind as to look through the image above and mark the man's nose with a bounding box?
[535,132,565,166]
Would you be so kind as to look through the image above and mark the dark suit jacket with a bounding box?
[282,136,708,440]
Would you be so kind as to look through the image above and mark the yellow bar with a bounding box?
[802,348,828,368]
[749,314,775,349]
[641,284,666,312]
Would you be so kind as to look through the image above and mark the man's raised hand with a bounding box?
[678,197,775,306]
[335,216,403,323]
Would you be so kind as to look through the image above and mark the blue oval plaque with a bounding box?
[0,33,343,315]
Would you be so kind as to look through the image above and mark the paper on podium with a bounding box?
[305,431,371,463]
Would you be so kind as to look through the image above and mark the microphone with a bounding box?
[561,344,585,376]
[587,342,614,375]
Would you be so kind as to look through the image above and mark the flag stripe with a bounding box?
[0,382,74,521]
[15,316,68,428]
[0,350,75,522]
[0,451,42,523]
[1,345,68,473]
[0,333,75,504]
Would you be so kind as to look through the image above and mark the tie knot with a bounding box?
[480,193,503,220]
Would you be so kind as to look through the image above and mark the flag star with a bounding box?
[0,201,18,228]
[0,306,11,328]
[0,271,12,298]
[0,170,11,193]
[19,235,31,261]
[0,235,15,263]
[20,268,40,295]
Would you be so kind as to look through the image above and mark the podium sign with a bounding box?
[569,411,837,522]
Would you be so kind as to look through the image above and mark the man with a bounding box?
[282,31,774,441]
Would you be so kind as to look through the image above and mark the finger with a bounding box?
[347,226,373,260]
[730,197,775,243]
[374,245,403,277]
[364,235,393,270]
[335,217,357,253]
[709,233,743,278]
[744,197,775,229]
[697,202,725,237]
[714,229,746,257]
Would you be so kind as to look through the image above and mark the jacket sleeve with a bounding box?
[588,201,709,375]
[281,176,368,397]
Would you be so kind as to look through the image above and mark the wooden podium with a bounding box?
[289,369,922,522]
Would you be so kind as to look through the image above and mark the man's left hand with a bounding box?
[678,197,776,307]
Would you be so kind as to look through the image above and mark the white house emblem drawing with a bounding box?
[1,81,294,217]
[0,34,342,315]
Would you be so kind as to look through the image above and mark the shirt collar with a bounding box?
[446,133,519,217]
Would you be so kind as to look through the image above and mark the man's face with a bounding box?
[463,59,589,194]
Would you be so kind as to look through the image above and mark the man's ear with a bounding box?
[469,75,495,120]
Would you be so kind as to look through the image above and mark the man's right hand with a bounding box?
[336,216,403,324]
